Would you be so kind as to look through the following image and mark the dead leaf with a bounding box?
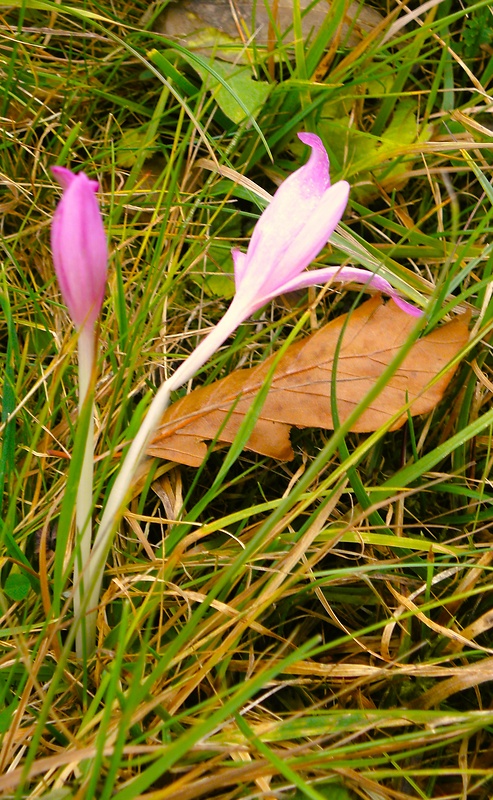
[148,297,469,467]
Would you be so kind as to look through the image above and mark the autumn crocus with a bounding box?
[51,166,108,658]
[51,167,108,329]
[82,132,421,656]
[229,132,421,319]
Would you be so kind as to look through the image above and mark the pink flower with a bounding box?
[230,132,421,318]
[51,166,108,328]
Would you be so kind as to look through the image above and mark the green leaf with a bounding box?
[3,572,31,601]
[189,58,272,123]
[191,241,235,299]
[318,97,431,201]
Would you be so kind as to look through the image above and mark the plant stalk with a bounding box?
[82,304,243,655]
[74,324,96,659]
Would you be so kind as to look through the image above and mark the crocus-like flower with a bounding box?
[51,166,108,659]
[230,132,421,319]
[51,166,108,329]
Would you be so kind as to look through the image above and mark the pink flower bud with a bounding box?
[51,166,108,328]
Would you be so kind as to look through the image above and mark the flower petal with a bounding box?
[232,248,248,288]
[52,166,76,190]
[254,266,423,316]
[52,165,99,193]
[244,133,333,277]
[298,132,331,188]
[269,180,350,285]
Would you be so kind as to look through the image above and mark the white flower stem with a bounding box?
[74,324,96,659]
[82,303,243,656]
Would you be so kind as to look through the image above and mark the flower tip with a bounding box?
[297,131,325,151]
[51,165,99,193]
[232,248,248,288]
[392,297,424,317]
[51,165,76,190]
[296,132,331,189]
[336,179,351,202]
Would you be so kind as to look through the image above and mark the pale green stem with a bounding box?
[74,324,95,659]
[82,302,244,655]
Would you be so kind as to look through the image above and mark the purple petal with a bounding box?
[385,294,423,317]
[269,181,350,286]
[258,266,423,316]
[51,169,108,328]
[298,132,331,188]
[232,248,248,288]
[244,133,332,275]
[51,165,77,190]
[52,165,99,194]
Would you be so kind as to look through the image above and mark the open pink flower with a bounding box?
[167,133,421,393]
[230,132,421,319]
[51,166,108,329]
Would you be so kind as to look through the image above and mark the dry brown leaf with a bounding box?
[148,297,469,467]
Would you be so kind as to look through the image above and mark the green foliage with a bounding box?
[318,95,432,200]
[1,0,493,797]
[185,57,273,123]
[3,572,30,601]
[461,4,493,58]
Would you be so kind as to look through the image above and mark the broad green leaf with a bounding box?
[190,58,272,123]
[3,572,31,601]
